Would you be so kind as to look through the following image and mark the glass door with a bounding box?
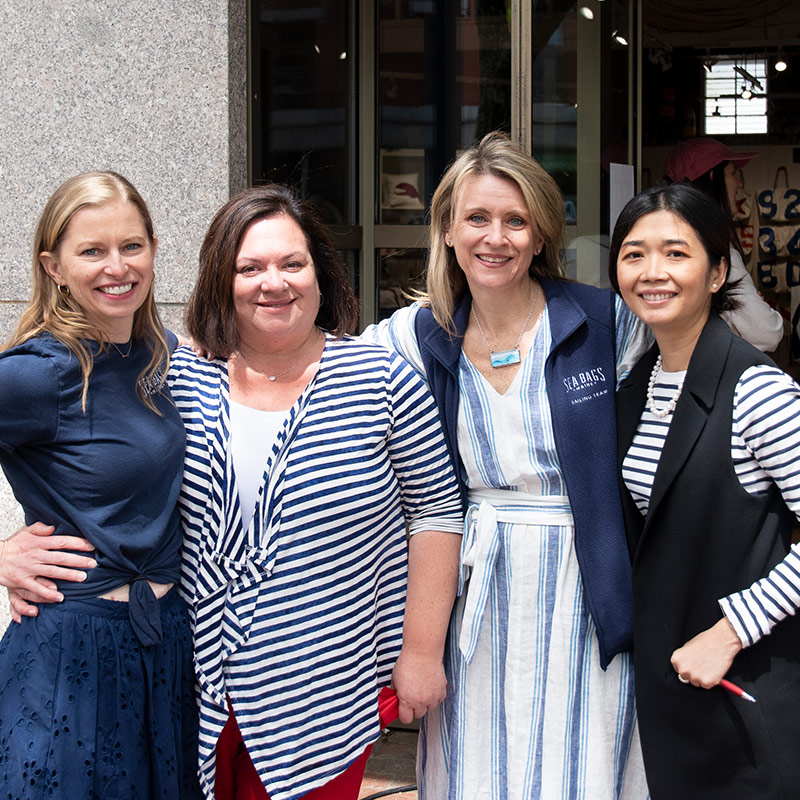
[522,0,636,287]
[250,0,637,325]
[372,0,514,321]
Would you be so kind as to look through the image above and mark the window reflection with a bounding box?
[377,1,511,225]
[530,4,578,221]
[378,248,426,320]
[251,1,351,225]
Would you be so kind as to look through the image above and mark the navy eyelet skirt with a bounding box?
[0,590,201,799]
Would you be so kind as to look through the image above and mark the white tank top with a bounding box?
[229,398,286,528]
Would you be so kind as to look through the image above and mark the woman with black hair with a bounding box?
[664,136,783,351]
[610,182,800,799]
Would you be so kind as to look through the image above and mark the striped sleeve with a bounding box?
[719,365,800,647]
[385,354,463,536]
[358,304,427,379]
[614,295,653,385]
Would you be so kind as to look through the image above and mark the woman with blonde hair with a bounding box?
[0,171,200,799]
[366,132,650,798]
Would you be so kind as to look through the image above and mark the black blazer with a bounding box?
[616,315,800,800]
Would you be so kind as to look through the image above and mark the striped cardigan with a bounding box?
[168,336,463,800]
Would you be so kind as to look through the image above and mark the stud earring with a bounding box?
[712,283,718,289]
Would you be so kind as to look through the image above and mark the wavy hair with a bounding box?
[6,171,169,412]
[422,131,566,331]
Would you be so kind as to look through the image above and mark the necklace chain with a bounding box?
[471,282,539,368]
[238,328,322,382]
[647,355,686,418]
[109,340,133,358]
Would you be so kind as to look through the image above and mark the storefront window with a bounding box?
[376,1,512,225]
[378,248,426,320]
[530,5,578,222]
[251,1,353,226]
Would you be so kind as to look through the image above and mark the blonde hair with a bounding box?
[6,171,170,412]
[423,131,566,331]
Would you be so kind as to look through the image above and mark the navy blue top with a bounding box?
[0,332,185,641]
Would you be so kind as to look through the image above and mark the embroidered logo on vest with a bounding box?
[563,366,608,405]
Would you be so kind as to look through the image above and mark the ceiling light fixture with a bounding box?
[611,29,628,46]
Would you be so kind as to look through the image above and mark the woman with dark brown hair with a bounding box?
[170,184,463,800]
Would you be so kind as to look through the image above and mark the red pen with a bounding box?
[719,678,756,703]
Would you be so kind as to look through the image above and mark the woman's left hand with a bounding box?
[391,649,448,724]
[670,616,743,689]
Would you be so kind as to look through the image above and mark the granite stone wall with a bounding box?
[0,0,247,631]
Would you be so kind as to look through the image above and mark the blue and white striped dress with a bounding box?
[167,336,463,800]
[367,301,650,800]
[622,363,800,649]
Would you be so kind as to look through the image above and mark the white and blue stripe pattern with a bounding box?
[722,365,800,646]
[620,366,686,515]
[417,304,648,799]
[623,364,800,650]
[168,337,462,800]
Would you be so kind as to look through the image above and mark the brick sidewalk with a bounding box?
[358,728,418,800]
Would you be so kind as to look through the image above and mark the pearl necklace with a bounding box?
[647,355,686,418]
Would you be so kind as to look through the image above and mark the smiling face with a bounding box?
[616,209,726,340]
[449,173,543,297]
[40,200,156,342]
[232,213,320,349]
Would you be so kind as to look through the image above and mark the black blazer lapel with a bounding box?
[617,316,733,564]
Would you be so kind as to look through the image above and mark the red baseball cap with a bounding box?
[664,137,758,182]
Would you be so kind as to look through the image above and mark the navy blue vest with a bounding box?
[415,280,634,668]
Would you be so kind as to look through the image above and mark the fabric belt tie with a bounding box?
[129,577,163,647]
[459,489,574,663]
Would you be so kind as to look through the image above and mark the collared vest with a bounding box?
[415,278,633,669]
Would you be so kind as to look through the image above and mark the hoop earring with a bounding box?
[57,283,70,297]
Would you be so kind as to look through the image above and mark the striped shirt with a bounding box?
[622,363,800,649]
[168,336,463,800]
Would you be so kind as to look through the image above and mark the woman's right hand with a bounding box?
[0,522,96,610]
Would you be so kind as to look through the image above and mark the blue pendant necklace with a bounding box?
[471,282,539,368]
